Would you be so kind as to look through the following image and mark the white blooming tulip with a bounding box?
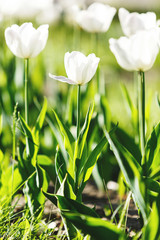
[109,30,159,72]
[5,22,49,59]
[119,8,157,36]
[49,51,100,85]
[76,2,116,33]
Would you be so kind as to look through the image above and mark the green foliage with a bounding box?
[62,212,126,240]
[17,98,53,216]
[104,128,148,225]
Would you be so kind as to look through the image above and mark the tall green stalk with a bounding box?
[138,71,145,158]
[24,59,29,157]
[93,33,100,94]
[138,71,148,212]
[77,85,81,139]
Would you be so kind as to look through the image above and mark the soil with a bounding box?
[13,181,142,239]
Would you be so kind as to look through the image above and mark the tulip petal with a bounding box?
[77,2,116,33]
[109,37,135,71]
[5,22,49,59]
[5,27,23,58]
[82,54,100,84]
[119,8,157,36]
[31,24,49,58]
[109,29,159,72]
[49,73,76,85]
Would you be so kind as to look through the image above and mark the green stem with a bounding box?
[94,33,100,94]
[25,59,29,125]
[77,85,81,139]
[138,71,145,157]
[24,58,29,157]
[138,71,149,214]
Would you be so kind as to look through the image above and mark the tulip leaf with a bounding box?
[121,83,137,117]
[55,148,75,199]
[74,102,94,160]
[76,136,107,197]
[42,191,98,218]
[18,114,36,166]
[52,109,75,160]
[62,212,125,240]
[150,166,160,180]
[142,194,160,240]
[45,112,68,164]
[103,128,148,224]
[143,122,160,173]
[121,83,138,130]
[100,94,112,130]
[37,154,55,184]
[114,124,141,164]
[32,96,47,145]
[146,178,160,195]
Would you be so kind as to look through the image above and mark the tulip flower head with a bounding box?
[49,51,100,85]
[119,8,157,36]
[76,2,116,33]
[5,22,49,59]
[109,29,159,72]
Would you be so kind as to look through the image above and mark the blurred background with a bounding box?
[0,0,160,188]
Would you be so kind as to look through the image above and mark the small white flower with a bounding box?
[109,29,159,72]
[5,22,49,59]
[119,8,158,36]
[76,2,116,33]
[49,51,100,85]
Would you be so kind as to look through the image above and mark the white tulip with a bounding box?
[76,2,116,33]
[119,8,158,36]
[109,29,159,72]
[49,51,100,85]
[5,22,49,59]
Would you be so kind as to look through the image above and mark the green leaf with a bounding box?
[46,113,68,164]
[37,155,55,183]
[143,194,160,240]
[82,136,107,183]
[121,83,138,128]
[55,147,75,198]
[55,146,67,184]
[74,102,94,160]
[19,114,36,166]
[62,212,125,240]
[97,94,111,130]
[104,128,148,225]
[143,122,160,173]
[146,178,160,195]
[32,97,47,145]
[52,109,75,160]
[114,125,141,164]
[42,191,99,218]
[24,163,49,216]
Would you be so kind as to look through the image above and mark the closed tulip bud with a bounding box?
[5,22,49,59]
[76,2,116,33]
[49,51,100,85]
[109,29,159,72]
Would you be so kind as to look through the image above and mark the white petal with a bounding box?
[5,22,49,59]
[82,54,100,84]
[109,37,136,71]
[109,30,159,72]
[77,3,116,33]
[49,73,76,85]
[64,51,87,84]
[5,27,23,58]
[119,8,157,36]
[31,24,49,58]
